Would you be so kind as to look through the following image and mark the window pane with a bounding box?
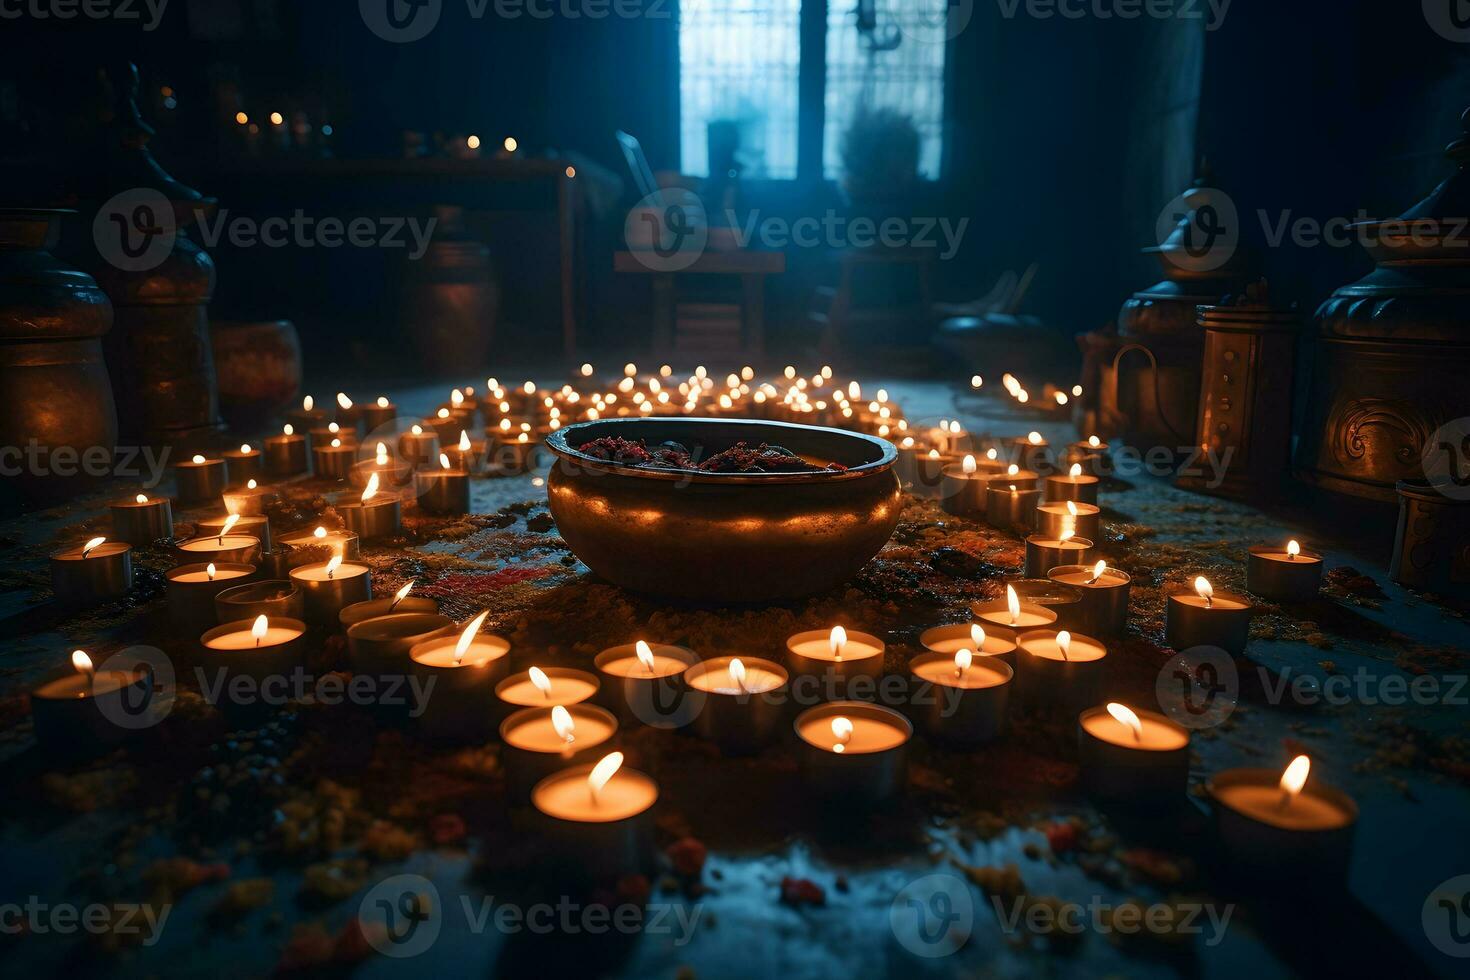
[824,2,948,181]
[679,0,802,180]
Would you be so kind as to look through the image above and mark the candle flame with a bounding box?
[283,423,294,436]
[411,424,423,435]
[192,454,206,464]
[1006,584,1021,626]
[459,430,471,451]
[72,650,93,674]
[219,514,240,540]
[439,453,452,470]
[1090,560,1107,584]
[247,479,257,490]
[635,640,655,672]
[135,493,148,504]
[207,562,217,580]
[1279,755,1311,807]
[955,648,972,674]
[362,472,380,502]
[326,555,342,579]
[529,666,551,696]
[729,657,747,692]
[1057,630,1072,661]
[313,526,327,539]
[523,380,536,394]
[829,625,847,661]
[552,704,575,742]
[391,581,413,609]
[962,454,976,475]
[329,422,341,434]
[377,396,390,408]
[454,610,490,664]
[303,395,314,412]
[1106,702,1143,741]
[437,408,450,420]
[331,438,342,448]
[1066,500,1078,517]
[580,362,594,377]
[1287,539,1300,560]
[970,623,985,649]
[1194,576,1213,606]
[1088,435,1100,447]
[252,614,268,646]
[1006,464,1019,477]
[451,389,464,407]
[588,751,623,800]
[1059,525,1075,544]
[336,392,352,410]
[1069,463,1083,478]
[830,716,853,753]
[240,443,252,454]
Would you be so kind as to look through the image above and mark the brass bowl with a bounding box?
[546,418,902,601]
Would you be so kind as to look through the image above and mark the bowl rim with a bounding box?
[546,417,897,484]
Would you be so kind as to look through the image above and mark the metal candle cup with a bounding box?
[1166,590,1252,655]
[1010,437,1052,473]
[784,629,885,699]
[350,456,413,490]
[409,631,512,741]
[1077,705,1190,802]
[308,426,356,452]
[166,561,256,633]
[496,667,601,709]
[198,617,308,716]
[531,763,658,881]
[1066,440,1112,477]
[177,534,261,567]
[340,595,439,629]
[399,428,440,466]
[279,527,359,563]
[173,457,225,505]
[311,443,355,480]
[289,559,372,627]
[683,656,789,755]
[361,400,398,433]
[444,438,486,475]
[500,704,619,801]
[340,497,402,541]
[415,466,471,515]
[985,484,1040,532]
[1047,565,1131,636]
[222,446,265,486]
[287,405,327,433]
[222,483,277,517]
[909,653,1013,746]
[941,462,991,517]
[50,541,133,606]
[1246,546,1323,602]
[265,432,308,478]
[1036,501,1100,541]
[593,643,698,727]
[918,623,1017,669]
[971,595,1058,640]
[1024,534,1095,579]
[1044,470,1100,505]
[215,580,304,623]
[31,665,153,754]
[1016,629,1109,712]
[345,612,453,681]
[910,450,949,499]
[110,495,174,546]
[794,701,912,804]
[1206,767,1358,887]
[198,514,272,551]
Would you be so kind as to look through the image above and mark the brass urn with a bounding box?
[1298,108,1470,503]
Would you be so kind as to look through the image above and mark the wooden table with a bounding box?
[614,250,786,356]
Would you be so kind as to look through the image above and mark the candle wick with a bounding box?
[1277,789,1294,811]
[1205,595,1212,608]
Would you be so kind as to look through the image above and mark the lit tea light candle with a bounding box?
[265,424,308,478]
[496,429,540,474]
[30,650,153,753]
[593,640,698,726]
[1036,498,1100,541]
[784,625,885,694]
[280,525,359,563]
[287,393,327,432]
[1166,576,1252,655]
[1024,526,1096,579]
[1066,434,1112,477]
[941,454,992,517]
[497,665,601,708]
[1077,702,1190,801]
[173,453,225,506]
[1208,755,1358,886]
[312,437,354,481]
[531,752,658,880]
[1045,462,1099,505]
[166,560,255,632]
[339,580,438,628]
[344,610,454,684]
[222,477,276,517]
[222,443,265,486]
[1016,628,1108,711]
[177,514,261,566]
[909,648,1014,745]
[308,420,357,452]
[416,453,471,515]
[289,555,372,627]
[215,579,304,624]
[985,467,1041,531]
[918,622,1017,668]
[794,701,912,803]
[684,656,789,754]
[909,446,949,499]
[399,423,441,467]
[361,395,398,433]
[199,614,308,715]
[340,473,401,541]
[1246,539,1324,603]
[49,536,133,606]
[500,703,619,800]
[445,429,486,474]
[335,391,361,430]
[973,583,1058,636]
[1011,431,1052,473]
[109,492,173,546]
[351,441,412,490]
[197,512,272,552]
[1048,560,1131,636]
[409,611,512,740]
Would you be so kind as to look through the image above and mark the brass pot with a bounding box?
[0,209,117,510]
[211,320,302,428]
[546,419,902,602]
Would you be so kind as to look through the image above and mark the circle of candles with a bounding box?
[198,615,308,715]
[416,454,471,515]
[909,650,1013,745]
[339,474,402,541]
[215,579,305,624]
[222,478,277,518]
[1044,463,1100,505]
[784,626,885,696]
[985,479,1041,532]
[345,611,451,680]
[408,612,512,740]
[531,753,658,881]
[287,395,327,433]
[1077,702,1190,802]
[312,438,355,480]
[31,651,154,753]
[265,424,309,478]
[280,525,359,563]
[973,583,1059,637]
[110,493,174,546]
[339,581,439,629]
[1047,561,1131,636]
[500,703,619,801]
[1036,499,1100,541]
[197,512,273,552]
[1016,629,1108,711]
[1207,756,1357,886]
[1010,432,1051,473]
[399,425,440,466]
[166,561,255,632]
[497,666,601,709]
[173,454,226,506]
[222,443,265,486]
[1024,530,1095,579]
[919,622,1017,668]
[1166,576,1252,655]
[794,701,912,803]
[683,656,789,755]
[361,395,398,433]
[290,556,372,627]
[593,641,697,726]
[1246,540,1324,602]
[50,536,133,606]
[941,455,992,517]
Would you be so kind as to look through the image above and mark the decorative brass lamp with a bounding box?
[1298,108,1470,503]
